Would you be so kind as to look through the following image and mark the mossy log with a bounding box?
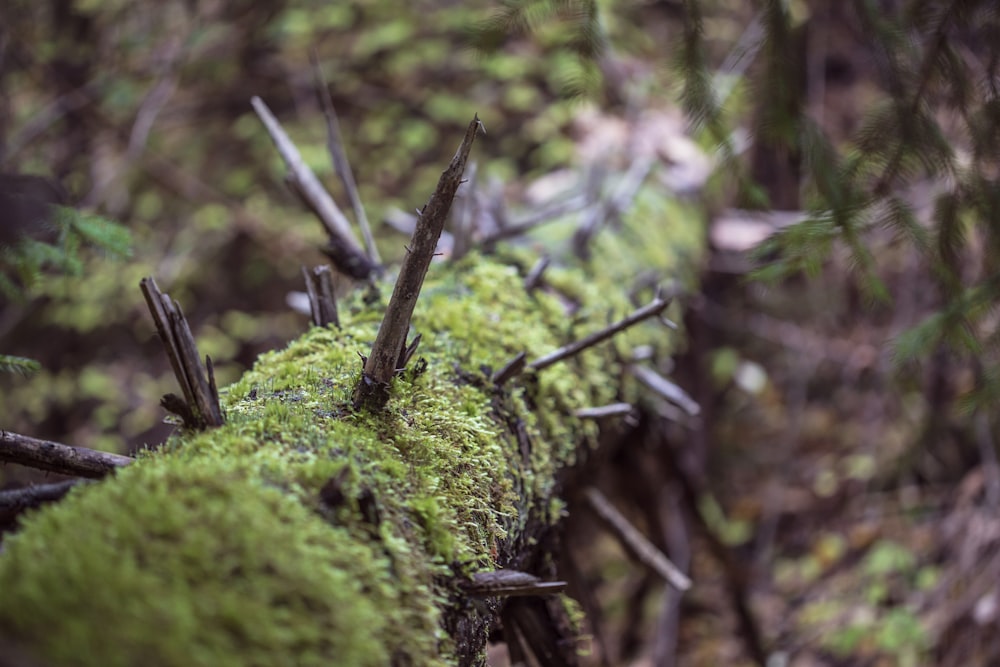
[0,176,701,666]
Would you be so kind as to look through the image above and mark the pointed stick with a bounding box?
[528,296,670,372]
[0,430,132,479]
[310,52,380,265]
[353,115,484,411]
[584,487,691,592]
[251,96,375,280]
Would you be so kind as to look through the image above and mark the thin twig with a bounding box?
[573,157,654,258]
[481,194,589,246]
[584,487,692,591]
[451,161,478,261]
[528,297,670,372]
[0,480,85,524]
[310,52,380,265]
[574,403,633,419]
[353,115,484,411]
[629,364,701,416]
[523,255,551,292]
[0,430,132,478]
[491,352,527,386]
[251,96,374,280]
[140,277,225,429]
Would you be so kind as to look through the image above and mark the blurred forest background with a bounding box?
[4,0,1000,665]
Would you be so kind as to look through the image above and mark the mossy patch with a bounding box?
[0,182,703,665]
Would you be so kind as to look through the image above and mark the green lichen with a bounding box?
[0,179,703,665]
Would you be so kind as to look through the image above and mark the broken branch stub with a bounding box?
[353,115,484,412]
[140,277,225,429]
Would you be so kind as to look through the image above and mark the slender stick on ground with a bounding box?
[0,430,132,479]
[353,115,484,412]
[583,487,692,592]
[251,96,374,280]
[528,297,671,372]
[310,52,380,265]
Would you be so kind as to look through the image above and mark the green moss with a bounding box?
[0,185,703,664]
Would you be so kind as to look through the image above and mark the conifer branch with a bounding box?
[353,115,484,412]
[0,430,132,478]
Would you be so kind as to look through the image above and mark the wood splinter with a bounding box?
[353,115,484,412]
[140,277,225,430]
[461,569,567,598]
[302,264,339,328]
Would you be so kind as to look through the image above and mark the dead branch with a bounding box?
[0,430,132,479]
[140,277,225,429]
[310,52,380,265]
[0,480,85,525]
[302,264,339,328]
[583,487,691,592]
[528,297,671,372]
[353,115,484,412]
[251,95,375,280]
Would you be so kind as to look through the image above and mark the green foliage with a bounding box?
[0,206,131,303]
[1,206,131,376]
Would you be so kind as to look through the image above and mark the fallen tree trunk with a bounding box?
[0,130,701,667]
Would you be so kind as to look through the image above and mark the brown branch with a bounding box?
[528,297,671,372]
[0,430,131,478]
[0,480,85,525]
[523,255,551,292]
[491,352,526,387]
[302,265,340,328]
[583,487,692,592]
[251,96,375,280]
[353,115,484,412]
[140,277,225,429]
[310,52,380,265]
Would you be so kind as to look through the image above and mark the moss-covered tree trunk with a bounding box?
[0,167,701,666]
